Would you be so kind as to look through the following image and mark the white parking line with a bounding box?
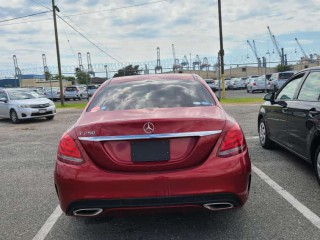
[246,136,259,140]
[32,165,320,240]
[252,165,320,230]
[32,205,62,240]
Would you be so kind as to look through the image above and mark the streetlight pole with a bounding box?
[218,0,225,98]
[52,0,64,106]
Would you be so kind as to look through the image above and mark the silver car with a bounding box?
[44,87,61,101]
[246,78,267,93]
[269,71,296,92]
[228,78,244,90]
[86,85,98,97]
[0,88,56,123]
[64,86,86,101]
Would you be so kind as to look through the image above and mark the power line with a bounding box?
[65,0,169,17]
[60,10,125,63]
[29,0,52,11]
[57,15,123,64]
[0,10,50,23]
[0,0,169,27]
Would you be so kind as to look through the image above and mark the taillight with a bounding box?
[57,133,84,165]
[218,123,246,158]
[57,91,60,94]
[253,82,256,86]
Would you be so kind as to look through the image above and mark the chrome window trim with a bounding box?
[78,130,222,142]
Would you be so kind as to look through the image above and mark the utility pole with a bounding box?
[218,0,225,98]
[52,0,64,106]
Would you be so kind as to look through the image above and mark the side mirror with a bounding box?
[263,92,275,104]
[0,97,7,103]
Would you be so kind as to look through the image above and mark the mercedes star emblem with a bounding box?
[143,122,155,134]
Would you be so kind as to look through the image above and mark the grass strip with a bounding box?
[55,102,88,109]
[220,97,264,104]
[55,98,264,109]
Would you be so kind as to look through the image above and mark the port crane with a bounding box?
[172,44,180,72]
[246,40,261,67]
[267,26,286,65]
[155,47,163,73]
[295,38,309,61]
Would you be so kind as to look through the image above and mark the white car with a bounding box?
[0,88,56,123]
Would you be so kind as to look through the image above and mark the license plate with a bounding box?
[131,140,170,162]
[39,109,46,113]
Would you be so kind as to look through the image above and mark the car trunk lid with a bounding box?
[75,107,226,173]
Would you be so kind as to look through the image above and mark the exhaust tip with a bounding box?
[73,208,103,217]
[203,202,234,211]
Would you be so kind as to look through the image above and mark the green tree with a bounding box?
[276,64,293,72]
[113,65,142,78]
[75,68,90,84]
[44,71,52,81]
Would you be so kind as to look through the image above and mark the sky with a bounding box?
[0,0,320,78]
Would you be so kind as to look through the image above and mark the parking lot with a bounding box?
[1,92,320,240]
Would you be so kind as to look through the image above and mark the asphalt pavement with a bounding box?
[0,92,319,240]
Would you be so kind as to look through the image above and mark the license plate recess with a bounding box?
[131,140,170,162]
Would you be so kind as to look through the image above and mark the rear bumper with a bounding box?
[54,149,251,215]
[66,193,242,215]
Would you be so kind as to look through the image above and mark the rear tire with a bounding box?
[10,110,20,124]
[314,146,320,186]
[259,118,274,149]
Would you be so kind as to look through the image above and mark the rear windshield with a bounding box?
[87,79,215,112]
[65,87,77,91]
[279,72,294,79]
[87,85,97,89]
[256,78,266,84]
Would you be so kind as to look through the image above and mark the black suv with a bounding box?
[258,67,320,184]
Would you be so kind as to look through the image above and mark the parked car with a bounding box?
[204,79,216,92]
[269,71,296,92]
[0,88,56,123]
[246,77,267,93]
[64,86,85,101]
[86,85,99,97]
[228,78,244,90]
[225,79,231,89]
[214,79,223,90]
[54,74,251,217]
[258,67,320,185]
[44,87,61,101]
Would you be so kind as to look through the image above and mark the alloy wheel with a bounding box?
[10,110,18,123]
[259,121,266,145]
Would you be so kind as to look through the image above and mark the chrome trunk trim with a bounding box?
[78,130,222,142]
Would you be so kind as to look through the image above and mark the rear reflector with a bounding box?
[57,133,84,165]
[218,123,246,158]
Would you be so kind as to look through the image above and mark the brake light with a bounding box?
[218,123,246,158]
[253,82,256,86]
[57,133,84,165]
[57,92,60,94]
[76,89,79,93]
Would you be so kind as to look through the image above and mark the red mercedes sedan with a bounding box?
[54,74,251,217]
